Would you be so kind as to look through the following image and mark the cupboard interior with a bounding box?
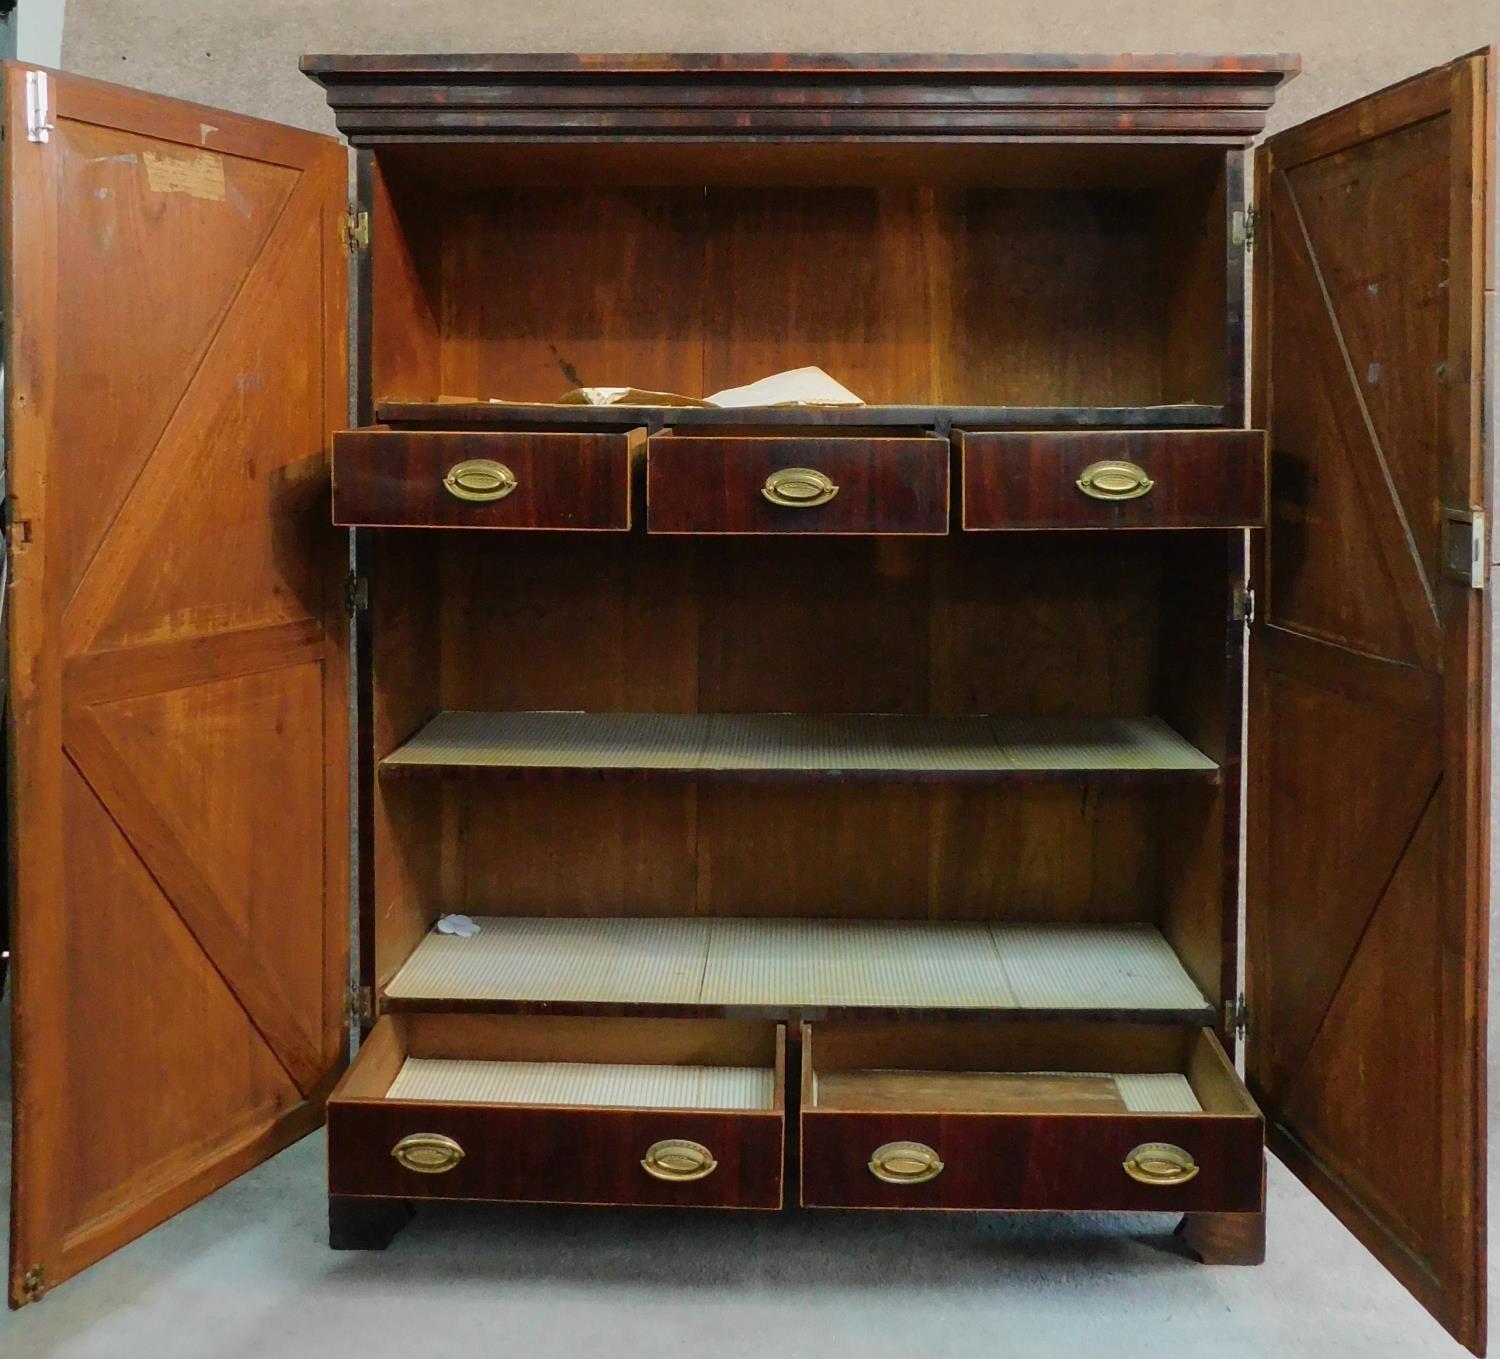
[368,144,1232,412]
[803,1022,1256,1116]
[367,528,1235,1015]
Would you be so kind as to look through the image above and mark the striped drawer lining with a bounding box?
[1114,1072,1203,1113]
[383,916,1209,1013]
[386,1057,775,1110]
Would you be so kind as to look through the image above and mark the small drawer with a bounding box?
[332,427,645,530]
[958,430,1267,530]
[799,1021,1262,1211]
[646,434,950,534]
[328,1015,784,1208]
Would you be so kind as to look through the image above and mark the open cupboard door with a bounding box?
[4,65,349,1304]
[1247,52,1492,1353]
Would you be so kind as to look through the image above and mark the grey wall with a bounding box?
[18,0,63,66]
[59,1,1493,138]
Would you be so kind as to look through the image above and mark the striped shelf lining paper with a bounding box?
[385,1058,775,1110]
[382,917,711,1004]
[379,710,1219,777]
[701,918,1016,1007]
[383,916,1210,1014]
[1113,1072,1203,1113]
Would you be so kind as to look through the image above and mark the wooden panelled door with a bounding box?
[3,65,349,1303]
[1248,52,1492,1353]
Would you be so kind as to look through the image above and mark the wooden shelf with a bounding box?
[382,917,1214,1022]
[375,401,1228,433]
[381,711,1219,784]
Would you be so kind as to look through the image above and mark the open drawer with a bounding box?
[957,430,1267,529]
[328,1015,785,1208]
[646,432,950,534]
[332,427,646,529]
[799,1021,1262,1211]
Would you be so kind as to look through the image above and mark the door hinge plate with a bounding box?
[1225,994,1248,1037]
[1441,507,1485,588]
[20,1264,45,1301]
[1231,583,1255,622]
[1232,206,1258,249]
[25,70,53,143]
[339,209,369,253]
[345,572,369,613]
[343,984,375,1026]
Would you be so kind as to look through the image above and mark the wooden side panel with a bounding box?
[4,65,349,1303]
[1247,53,1491,1353]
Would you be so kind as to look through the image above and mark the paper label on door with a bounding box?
[142,150,227,202]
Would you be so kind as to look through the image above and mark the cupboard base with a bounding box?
[1177,1208,1267,1265]
[329,1195,415,1251]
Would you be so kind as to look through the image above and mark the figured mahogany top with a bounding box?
[302,52,1300,76]
[300,52,1300,145]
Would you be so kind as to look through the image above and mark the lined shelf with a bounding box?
[380,711,1220,784]
[387,1058,775,1110]
[382,917,1213,1020]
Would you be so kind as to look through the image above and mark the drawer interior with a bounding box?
[339,1014,784,1112]
[803,1021,1255,1117]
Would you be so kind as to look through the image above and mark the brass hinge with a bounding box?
[343,984,375,1026]
[20,1264,45,1301]
[339,209,369,253]
[1231,583,1255,623]
[1225,994,1249,1037]
[1232,206,1258,249]
[344,572,369,613]
[24,71,53,143]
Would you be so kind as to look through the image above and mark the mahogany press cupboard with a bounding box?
[2,49,1492,1353]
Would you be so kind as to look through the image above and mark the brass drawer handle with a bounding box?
[391,1132,465,1175]
[641,1138,718,1182]
[762,467,839,508]
[444,458,517,502]
[1076,459,1155,501]
[1123,1142,1200,1187]
[869,1140,944,1185]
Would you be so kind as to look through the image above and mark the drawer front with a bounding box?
[329,1102,783,1208]
[332,428,644,530]
[647,435,950,534]
[800,1109,1263,1212]
[959,430,1266,530]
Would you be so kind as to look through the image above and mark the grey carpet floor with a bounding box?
[0,1000,1485,1358]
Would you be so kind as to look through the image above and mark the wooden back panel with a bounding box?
[367,529,1230,936]
[373,177,1231,411]
[4,64,349,1304]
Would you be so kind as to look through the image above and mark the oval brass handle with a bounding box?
[1076,459,1155,502]
[444,458,517,502]
[762,467,839,508]
[641,1138,718,1183]
[1122,1142,1200,1187]
[391,1132,465,1175]
[868,1140,944,1185]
